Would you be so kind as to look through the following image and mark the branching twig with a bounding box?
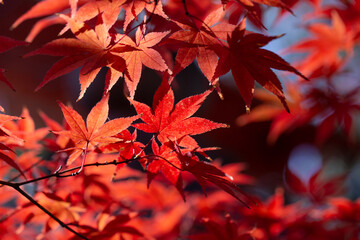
[0,151,181,238]
[16,159,132,186]
[0,180,88,239]
[0,158,44,188]
[0,159,135,238]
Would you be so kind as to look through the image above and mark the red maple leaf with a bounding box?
[285,161,346,203]
[285,11,355,78]
[19,192,85,233]
[221,0,293,29]
[129,76,228,147]
[122,0,168,31]
[111,24,170,98]
[166,6,236,92]
[0,112,22,170]
[55,94,139,170]
[146,139,254,207]
[237,79,360,144]
[191,214,262,240]
[96,129,145,174]
[26,13,127,100]
[180,152,255,207]
[11,0,127,42]
[324,197,360,223]
[0,149,24,179]
[146,140,185,199]
[11,0,73,30]
[0,108,49,150]
[77,212,143,239]
[213,24,307,112]
[311,0,360,40]
[39,111,72,151]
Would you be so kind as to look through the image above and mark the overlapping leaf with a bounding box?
[11,0,72,30]
[72,212,143,239]
[237,79,360,144]
[129,77,228,147]
[12,0,127,42]
[122,0,168,31]
[55,94,139,165]
[111,25,170,98]
[285,162,346,203]
[285,11,355,78]
[166,7,236,91]
[222,0,293,29]
[0,108,48,150]
[26,14,126,100]
[146,140,254,207]
[213,24,307,112]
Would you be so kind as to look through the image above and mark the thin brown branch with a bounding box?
[16,159,132,186]
[15,186,88,239]
[0,179,88,239]
[0,158,44,188]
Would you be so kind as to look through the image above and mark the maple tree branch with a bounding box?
[0,158,44,188]
[15,188,89,240]
[134,134,156,159]
[14,159,133,186]
[0,180,88,239]
[0,179,16,187]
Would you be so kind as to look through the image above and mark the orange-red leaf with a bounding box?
[130,77,227,148]
[213,25,307,111]
[56,95,139,165]
[112,27,170,98]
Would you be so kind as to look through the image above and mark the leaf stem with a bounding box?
[144,154,182,171]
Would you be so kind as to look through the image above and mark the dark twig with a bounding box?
[0,158,44,188]
[16,159,132,186]
[0,180,88,239]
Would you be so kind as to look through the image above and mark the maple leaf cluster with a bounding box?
[1,0,360,239]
